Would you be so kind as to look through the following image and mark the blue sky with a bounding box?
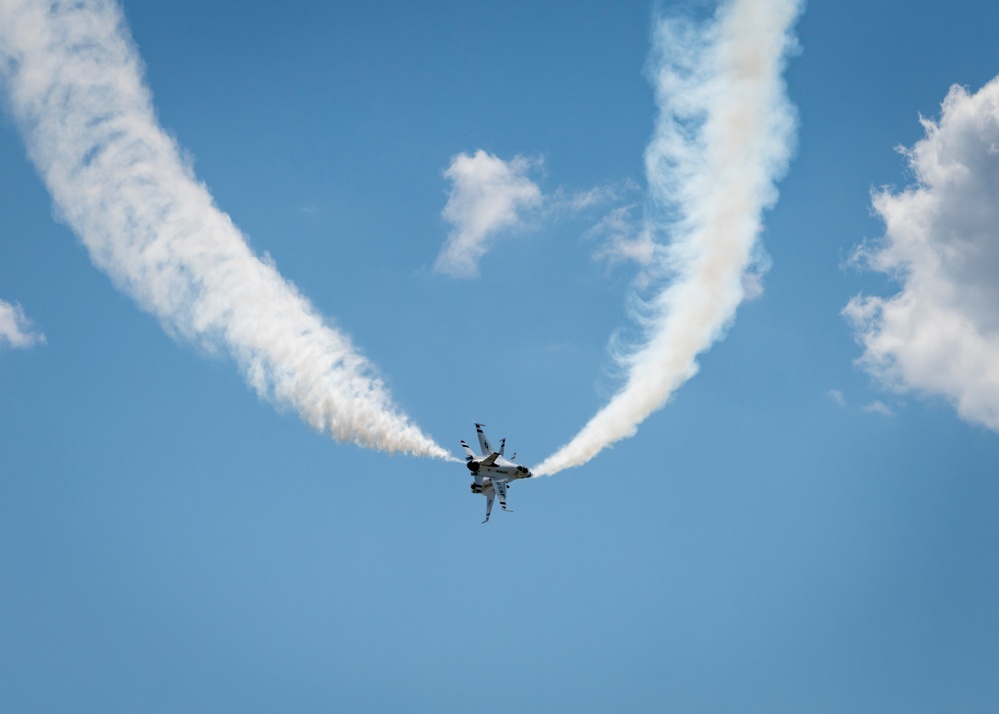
[2,0,999,711]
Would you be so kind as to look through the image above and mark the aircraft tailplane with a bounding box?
[483,488,495,524]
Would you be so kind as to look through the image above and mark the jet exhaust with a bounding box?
[535,0,802,476]
[0,0,452,459]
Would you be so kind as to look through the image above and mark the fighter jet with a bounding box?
[461,423,533,523]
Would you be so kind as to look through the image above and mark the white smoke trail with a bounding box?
[536,0,801,476]
[0,0,452,459]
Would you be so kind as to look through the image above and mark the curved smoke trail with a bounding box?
[0,0,451,459]
[536,0,802,476]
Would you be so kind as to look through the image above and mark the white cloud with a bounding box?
[551,181,635,214]
[862,400,894,417]
[827,389,846,406]
[435,151,634,279]
[0,300,44,349]
[435,150,542,278]
[845,77,999,435]
[587,205,655,269]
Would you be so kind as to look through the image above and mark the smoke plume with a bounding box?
[0,0,450,459]
[536,0,801,475]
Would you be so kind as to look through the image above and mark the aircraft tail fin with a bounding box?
[460,440,476,460]
[499,438,506,456]
[474,423,492,455]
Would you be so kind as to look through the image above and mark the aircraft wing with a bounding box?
[480,452,500,467]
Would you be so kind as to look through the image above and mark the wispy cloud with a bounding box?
[0,300,44,349]
[435,150,542,278]
[845,77,999,435]
[587,205,656,270]
[435,150,632,277]
[862,400,893,417]
[0,0,450,459]
[550,181,636,215]
[827,389,846,406]
[537,0,802,475]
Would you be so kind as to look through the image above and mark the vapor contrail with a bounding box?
[0,0,451,459]
[536,0,801,475]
